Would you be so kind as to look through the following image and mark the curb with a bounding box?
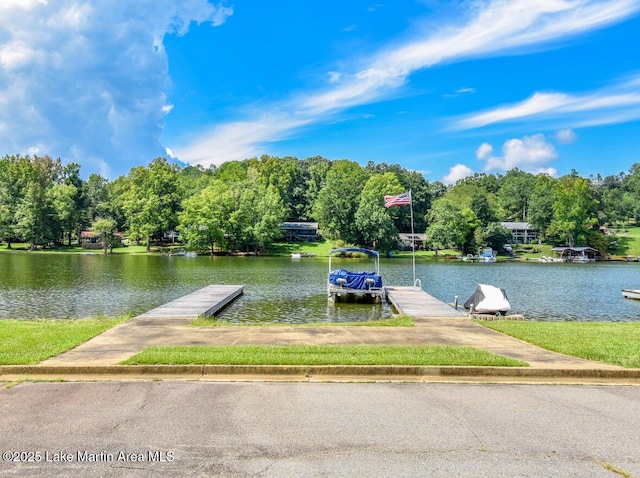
[2,365,640,380]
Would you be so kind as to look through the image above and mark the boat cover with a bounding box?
[328,269,383,290]
[464,283,511,314]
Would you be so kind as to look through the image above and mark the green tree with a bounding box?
[0,155,32,247]
[91,217,117,254]
[252,155,304,220]
[444,183,498,227]
[548,176,598,245]
[313,160,369,243]
[354,173,404,252]
[213,161,247,183]
[425,198,479,254]
[602,188,635,225]
[479,222,513,252]
[85,173,111,222]
[299,156,331,220]
[455,172,504,194]
[121,158,180,251]
[50,183,78,245]
[178,181,231,254]
[364,161,433,233]
[51,162,87,246]
[14,155,63,249]
[177,165,214,203]
[528,174,557,237]
[497,169,536,221]
[626,164,640,223]
[226,172,287,253]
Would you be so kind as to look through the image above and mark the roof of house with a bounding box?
[550,246,599,253]
[500,222,535,230]
[281,222,318,230]
[398,233,426,240]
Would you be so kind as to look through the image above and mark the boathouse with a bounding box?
[550,246,600,262]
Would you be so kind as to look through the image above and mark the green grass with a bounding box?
[0,242,160,255]
[267,239,339,257]
[0,317,127,365]
[191,315,415,327]
[0,242,32,252]
[392,249,460,259]
[513,244,555,259]
[478,320,640,368]
[610,226,640,256]
[122,344,527,366]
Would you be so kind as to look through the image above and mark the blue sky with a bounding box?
[1,1,639,183]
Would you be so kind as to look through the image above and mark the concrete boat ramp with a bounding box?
[43,285,244,365]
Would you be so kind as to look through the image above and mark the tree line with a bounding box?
[1,153,639,254]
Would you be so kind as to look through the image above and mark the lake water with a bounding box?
[0,253,639,322]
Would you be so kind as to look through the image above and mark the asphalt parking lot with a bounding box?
[1,381,639,477]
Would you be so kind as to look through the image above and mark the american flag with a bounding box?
[384,191,411,208]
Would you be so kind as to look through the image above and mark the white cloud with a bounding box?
[454,75,640,130]
[555,128,577,144]
[535,167,559,176]
[479,134,558,173]
[443,86,477,98]
[443,163,474,184]
[475,142,493,160]
[176,0,640,167]
[0,1,232,177]
[328,71,342,84]
[176,115,311,167]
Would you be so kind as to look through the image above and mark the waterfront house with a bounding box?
[500,222,538,244]
[280,222,319,242]
[80,231,123,249]
[398,233,426,250]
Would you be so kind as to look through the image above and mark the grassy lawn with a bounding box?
[122,344,527,366]
[478,320,640,368]
[512,244,555,259]
[0,317,126,365]
[268,240,335,256]
[610,226,640,257]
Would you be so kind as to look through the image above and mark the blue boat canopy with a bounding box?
[329,247,379,257]
[327,247,384,299]
[328,269,382,290]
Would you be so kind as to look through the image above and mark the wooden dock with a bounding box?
[385,286,464,318]
[134,284,244,324]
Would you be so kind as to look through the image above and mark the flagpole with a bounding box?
[409,190,418,288]
[384,190,419,288]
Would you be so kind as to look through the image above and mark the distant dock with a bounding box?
[385,286,464,318]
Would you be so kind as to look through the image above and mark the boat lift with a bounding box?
[327,248,386,302]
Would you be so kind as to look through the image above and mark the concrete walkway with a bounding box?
[40,316,621,370]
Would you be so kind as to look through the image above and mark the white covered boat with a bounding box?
[622,289,640,300]
[464,284,511,315]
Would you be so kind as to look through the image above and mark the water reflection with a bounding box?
[0,254,639,322]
